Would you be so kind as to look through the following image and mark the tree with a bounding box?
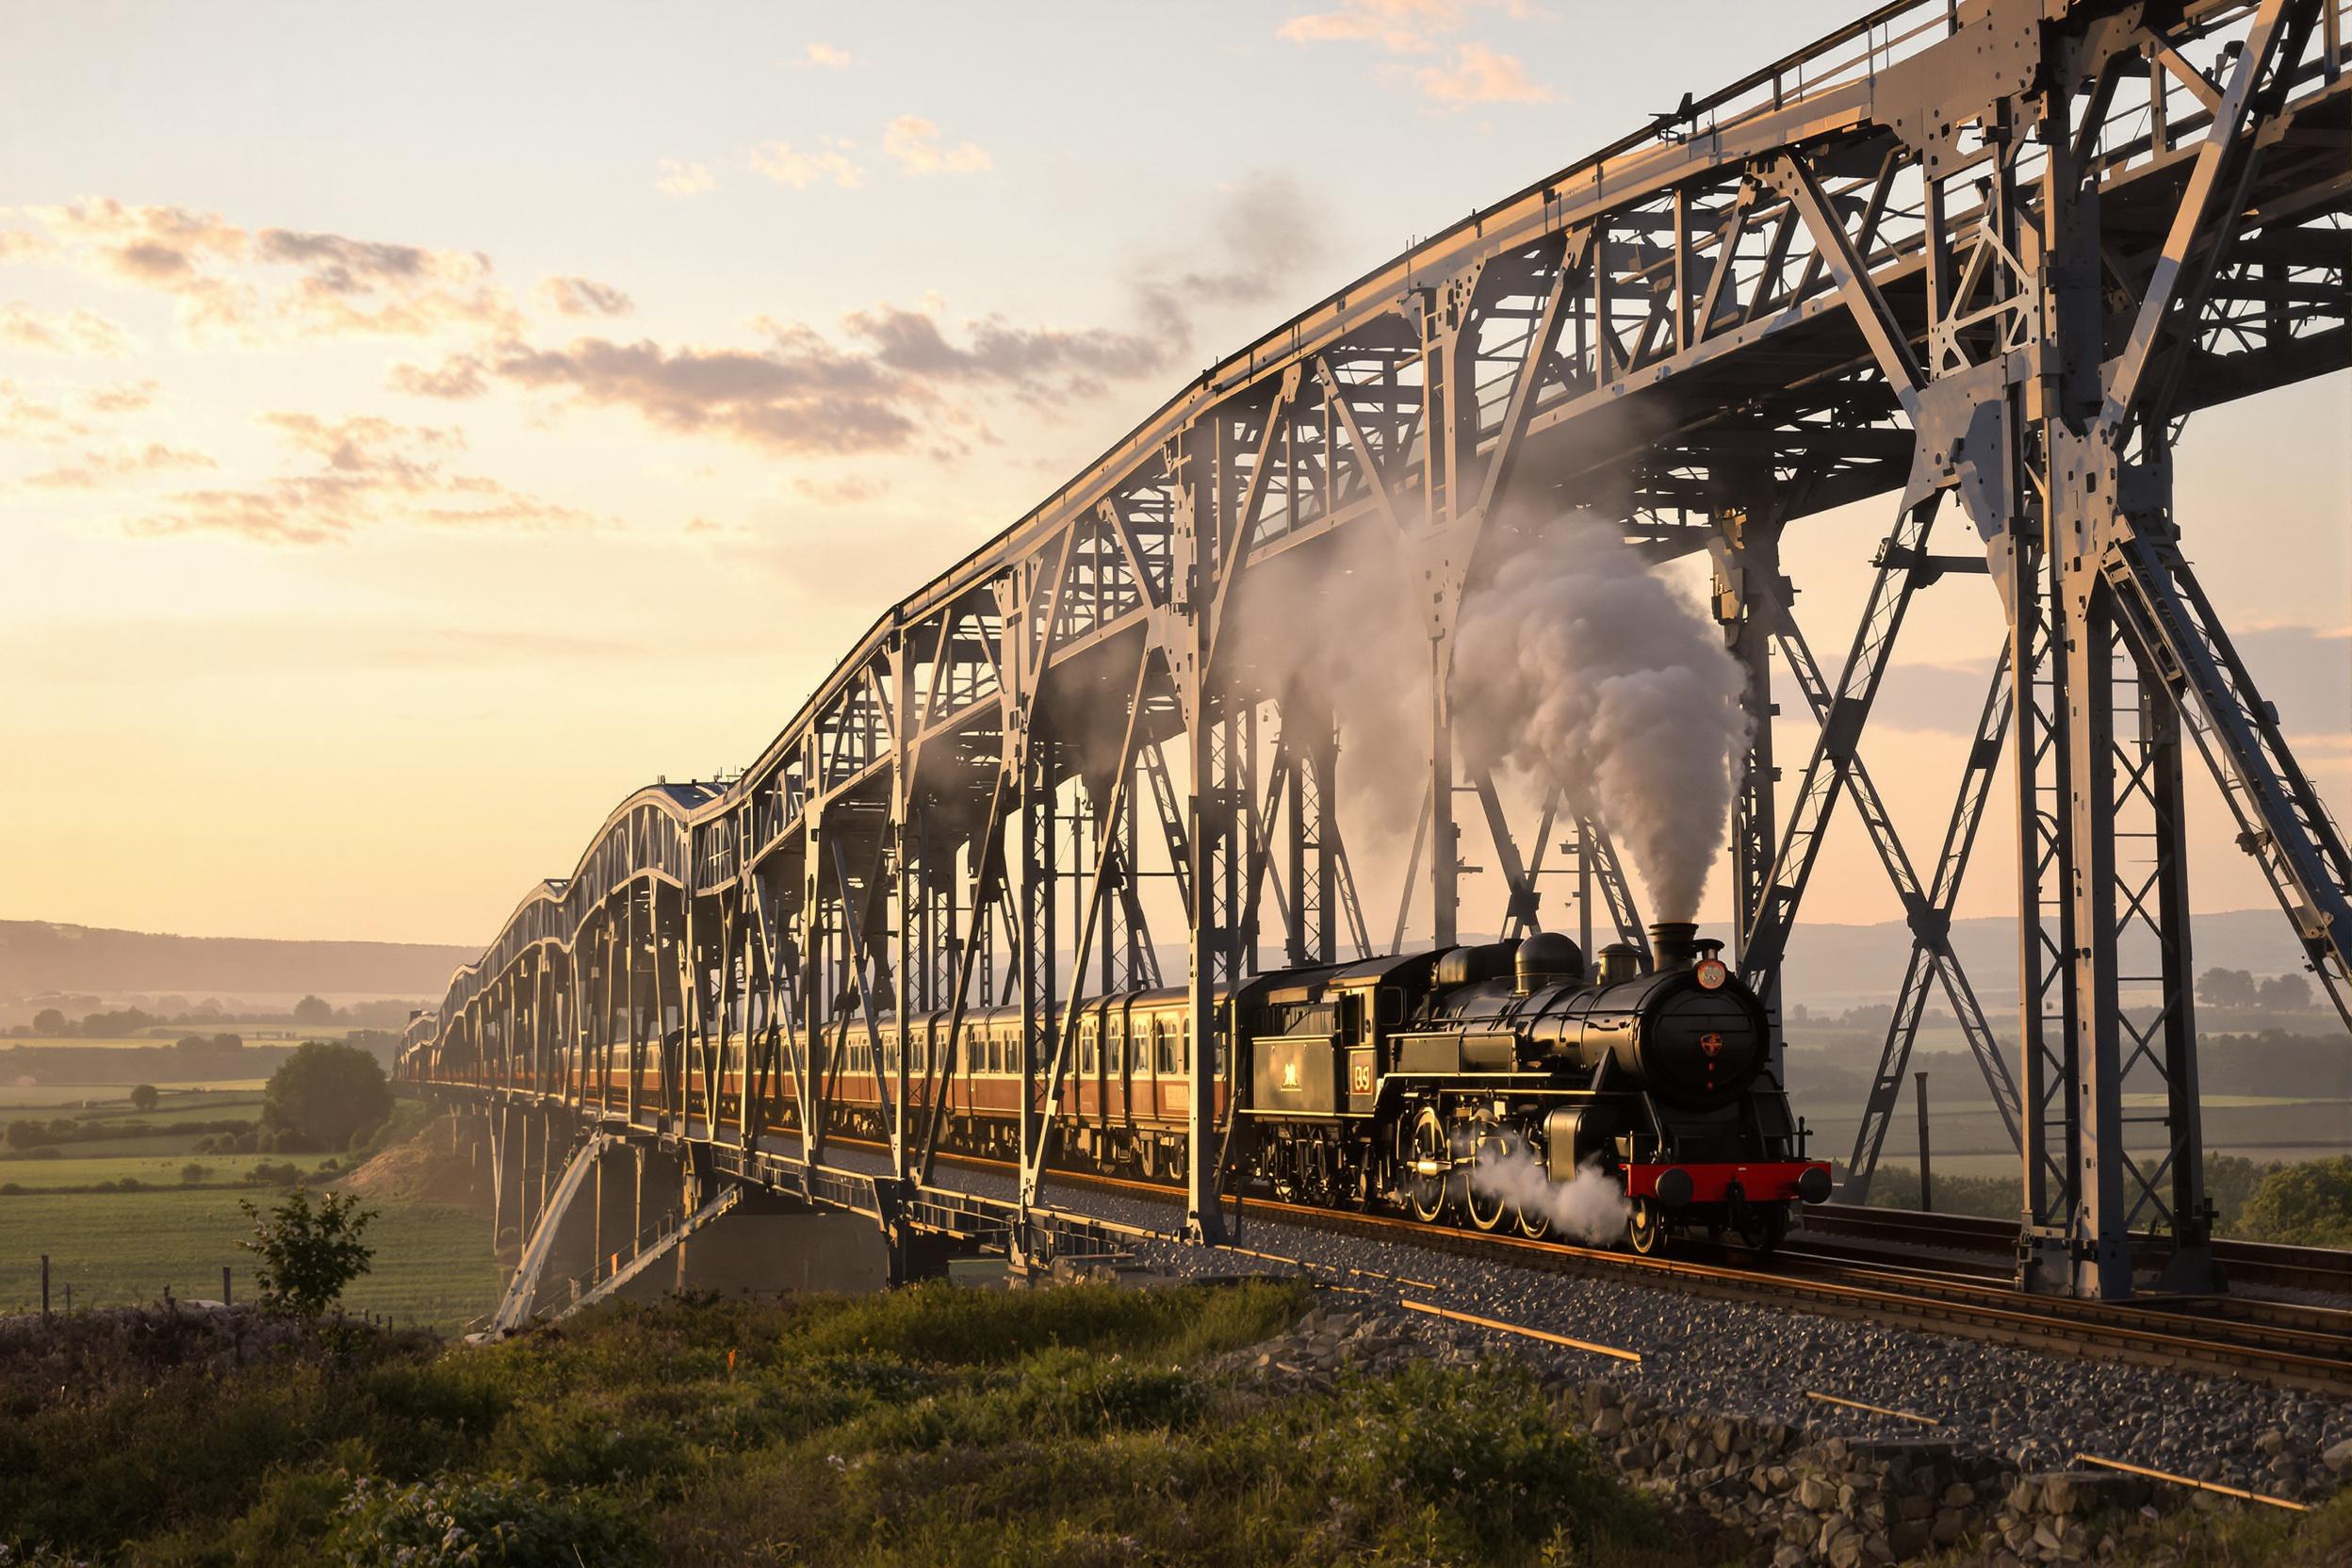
[176,1034,211,1054]
[179,1162,211,1184]
[211,1032,244,1053]
[4,1119,47,1151]
[128,1084,159,1113]
[2233,1157,2352,1248]
[2198,967,2258,1007]
[262,1040,392,1152]
[292,994,335,1025]
[2257,972,2312,1012]
[31,1008,63,1037]
[236,1188,376,1318]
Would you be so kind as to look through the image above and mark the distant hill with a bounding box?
[1781,906,2326,1012]
[0,921,478,1001]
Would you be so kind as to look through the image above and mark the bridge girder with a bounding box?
[403,0,2352,1298]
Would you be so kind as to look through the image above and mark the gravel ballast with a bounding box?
[821,1143,2352,1508]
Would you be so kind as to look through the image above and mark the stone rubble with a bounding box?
[1208,1299,2351,1567]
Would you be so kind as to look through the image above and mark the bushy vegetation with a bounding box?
[0,1282,1708,1568]
[261,1043,392,1153]
[2232,1155,2352,1248]
[1864,1152,2350,1244]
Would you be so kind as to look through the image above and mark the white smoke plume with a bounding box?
[1467,1133,1630,1244]
[1452,513,1750,921]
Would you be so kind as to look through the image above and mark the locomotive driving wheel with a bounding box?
[1462,1119,1510,1232]
[1626,1196,1666,1256]
[1404,1106,1448,1222]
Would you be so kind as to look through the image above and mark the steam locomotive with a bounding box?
[1233,920,1832,1253]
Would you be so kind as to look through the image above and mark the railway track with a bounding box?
[828,1135,2352,1396]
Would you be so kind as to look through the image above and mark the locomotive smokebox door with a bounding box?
[1252,1035,1341,1114]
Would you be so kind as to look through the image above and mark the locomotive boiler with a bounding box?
[1238,921,1832,1252]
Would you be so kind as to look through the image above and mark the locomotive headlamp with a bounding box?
[1693,956,1728,989]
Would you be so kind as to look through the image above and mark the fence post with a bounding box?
[40,1254,49,1322]
[222,1266,232,1306]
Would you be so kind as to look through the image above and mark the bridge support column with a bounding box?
[535,1140,602,1309]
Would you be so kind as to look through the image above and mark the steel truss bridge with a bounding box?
[406,0,2352,1304]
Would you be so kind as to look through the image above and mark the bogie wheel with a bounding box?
[1626,1196,1667,1256]
[1462,1120,1510,1232]
[1516,1199,1552,1241]
[1740,1202,1791,1256]
[1404,1107,1448,1222]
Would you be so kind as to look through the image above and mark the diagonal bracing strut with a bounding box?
[1736,497,2023,1131]
[1843,646,2022,1198]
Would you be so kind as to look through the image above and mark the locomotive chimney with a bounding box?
[1648,921,1700,972]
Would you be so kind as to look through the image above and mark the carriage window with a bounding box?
[1080,1022,1096,1075]
[1110,1020,1125,1074]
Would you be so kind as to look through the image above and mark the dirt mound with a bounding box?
[335,1123,488,1209]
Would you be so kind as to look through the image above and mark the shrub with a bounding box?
[324,1474,648,1567]
[246,1160,302,1187]
[180,1163,212,1185]
[237,1188,378,1319]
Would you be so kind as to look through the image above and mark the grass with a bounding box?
[0,1186,498,1331]
[0,1282,1719,1568]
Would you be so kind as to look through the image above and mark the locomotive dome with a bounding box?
[1513,931,1584,993]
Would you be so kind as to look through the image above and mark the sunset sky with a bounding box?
[3,1,2345,956]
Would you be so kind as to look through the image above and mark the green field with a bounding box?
[0,1186,499,1331]
[0,1152,342,1190]
[0,1088,264,1117]
[0,1085,144,1108]
[61,1094,264,1123]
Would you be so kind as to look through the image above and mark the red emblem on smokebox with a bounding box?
[1699,1032,1723,1057]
